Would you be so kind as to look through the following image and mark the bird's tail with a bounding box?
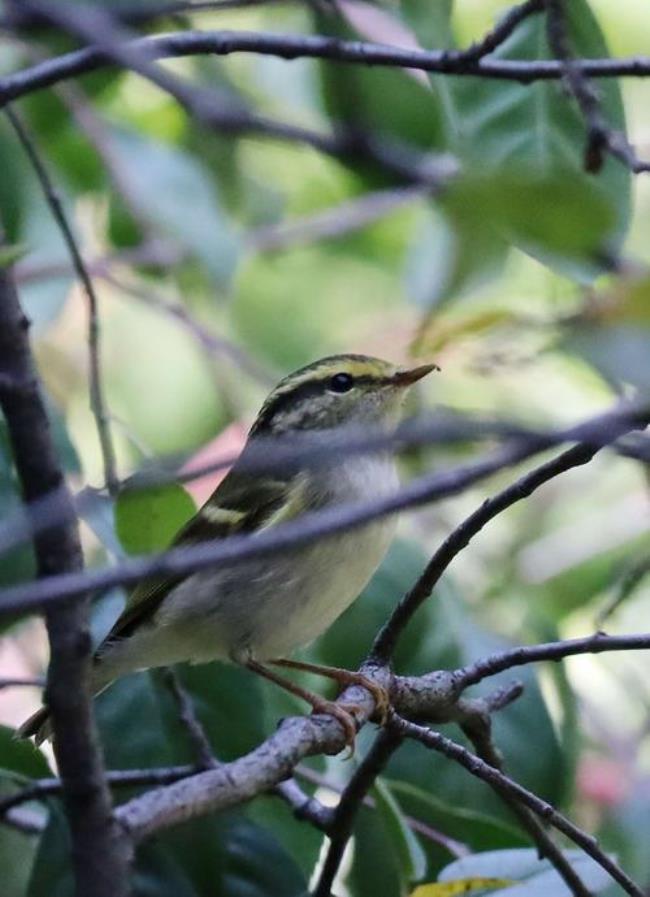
[16,705,52,745]
[16,667,113,745]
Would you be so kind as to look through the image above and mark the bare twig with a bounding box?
[391,714,644,897]
[313,729,402,897]
[0,400,645,617]
[3,106,119,494]
[102,269,275,385]
[457,697,593,897]
[245,185,426,253]
[160,668,218,769]
[0,244,130,895]
[371,441,606,662]
[456,631,650,689]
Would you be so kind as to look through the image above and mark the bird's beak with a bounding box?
[392,362,440,387]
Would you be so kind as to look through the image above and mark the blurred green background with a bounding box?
[0,0,649,894]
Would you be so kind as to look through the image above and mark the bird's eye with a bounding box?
[328,372,354,394]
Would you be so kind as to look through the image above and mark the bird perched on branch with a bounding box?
[20,354,436,747]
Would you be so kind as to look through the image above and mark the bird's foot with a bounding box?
[270,659,391,725]
[308,696,364,759]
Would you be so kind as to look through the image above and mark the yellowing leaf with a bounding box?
[411,877,514,896]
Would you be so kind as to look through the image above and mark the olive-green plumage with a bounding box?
[19,354,435,743]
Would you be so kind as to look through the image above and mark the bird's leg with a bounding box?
[269,658,391,724]
[245,659,361,753]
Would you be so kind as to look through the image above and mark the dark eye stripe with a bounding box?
[251,374,389,433]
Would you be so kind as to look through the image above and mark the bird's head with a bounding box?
[250,354,438,436]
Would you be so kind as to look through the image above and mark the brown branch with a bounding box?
[160,668,218,770]
[371,441,614,662]
[391,714,644,897]
[456,696,593,897]
[3,105,119,494]
[544,0,650,174]
[0,244,131,895]
[313,728,403,897]
[456,631,650,688]
[2,25,650,112]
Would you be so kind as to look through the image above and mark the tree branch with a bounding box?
[456,631,650,688]
[0,400,645,618]
[391,714,644,897]
[0,246,131,896]
[2,26,650,115]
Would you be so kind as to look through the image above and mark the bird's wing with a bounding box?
[99,466,305,647]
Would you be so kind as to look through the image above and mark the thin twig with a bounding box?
[457,698,592,897]
[313,729,402,897]
[391,715,644,897]
[2,27,650,113]
[371,442,608,662]
[3,105,119,493]
[160,668,218,769]
[456,631,650,689]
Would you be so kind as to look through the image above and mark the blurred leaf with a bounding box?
[0,726,50,897]
[14,180,75,334]
[109,129,240,287]
[441,172,615,274]
[0,725,50,779]
[0,243,28,268]
[435,849,613,896]
[314,1,447,163]
[372,776,427,890]
[443,3,630,240]
[115,483,196,555]
[349,805,405,897]
[0,120,28,243]
[563,275,650,390]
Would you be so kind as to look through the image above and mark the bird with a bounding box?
[19,353,436,747]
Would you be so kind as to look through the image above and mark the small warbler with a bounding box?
[20,354,436,746]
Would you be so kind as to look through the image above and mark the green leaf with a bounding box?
[108,128,240,287]
[313,2,448,165]
[561,273,650,390]
[373,776,428,890]
[0,726,51,897]
[0,725,50,780]
[436,848,613,896]
[114,483,196,555]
